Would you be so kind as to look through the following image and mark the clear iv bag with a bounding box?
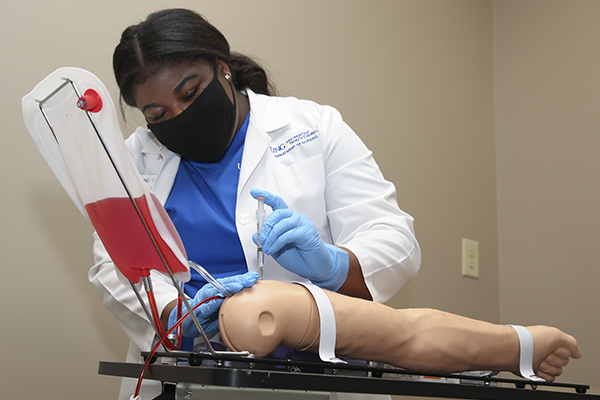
[22,67,190,284]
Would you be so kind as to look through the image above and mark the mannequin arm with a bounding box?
[219,280,581,382]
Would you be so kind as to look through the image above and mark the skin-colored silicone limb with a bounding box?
[218,280,581,382]
[219,280,320,356]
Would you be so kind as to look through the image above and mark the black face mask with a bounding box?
[147,62,237,163]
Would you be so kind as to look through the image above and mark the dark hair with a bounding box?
[113,8,274,108]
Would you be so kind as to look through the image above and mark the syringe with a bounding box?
[256,196,266,280]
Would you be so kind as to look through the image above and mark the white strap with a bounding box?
[295,282,347,364]
[508,325,545,382]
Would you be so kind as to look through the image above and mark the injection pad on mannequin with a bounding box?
[219,280,321,356]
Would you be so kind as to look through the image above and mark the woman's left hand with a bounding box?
[168,271,259,337]
[250,188,349,291]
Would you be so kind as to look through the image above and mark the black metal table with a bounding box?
[98,353,600,400]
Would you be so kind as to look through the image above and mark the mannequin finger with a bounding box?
[536,362,563,381]
[545,353,570,368]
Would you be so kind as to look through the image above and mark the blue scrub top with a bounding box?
[165,115,250,297]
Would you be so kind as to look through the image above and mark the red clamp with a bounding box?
[76,89,103,113]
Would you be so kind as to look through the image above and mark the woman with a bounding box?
[89,8,420,400]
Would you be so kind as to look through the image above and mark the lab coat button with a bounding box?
[238,213,251,225]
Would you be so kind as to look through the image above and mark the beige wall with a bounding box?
[0,0,596,399]
[494,0,600,390]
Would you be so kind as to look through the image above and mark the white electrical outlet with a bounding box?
[462,238,479,279]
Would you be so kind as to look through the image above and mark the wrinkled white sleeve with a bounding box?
[319,105,421,303]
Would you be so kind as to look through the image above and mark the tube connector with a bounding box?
[76,89,103,113]
[141,275,153,292]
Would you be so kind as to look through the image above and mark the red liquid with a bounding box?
[85,193,187,283]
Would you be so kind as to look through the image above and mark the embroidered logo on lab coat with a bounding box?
[270,129,319,158]
[141,175,157,190]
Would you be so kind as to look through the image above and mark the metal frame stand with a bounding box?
[98,352,600,400]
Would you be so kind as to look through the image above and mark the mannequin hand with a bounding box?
[250,188,349,291]
[168,271,259,337]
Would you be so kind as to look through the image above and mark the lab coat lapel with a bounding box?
[237,90,290,195]
[237,118,270,195]
[139,134,180,205]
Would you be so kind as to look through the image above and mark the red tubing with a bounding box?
[134,295,222,397]
[146,288,180,351]
[140,268,181,351]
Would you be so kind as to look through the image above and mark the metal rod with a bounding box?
[37,79,224,355]
[37,79,72,143]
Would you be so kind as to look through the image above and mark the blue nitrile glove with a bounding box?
[250,188,349,291]
[168,271,259,337]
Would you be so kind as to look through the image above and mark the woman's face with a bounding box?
[133,58,233,123]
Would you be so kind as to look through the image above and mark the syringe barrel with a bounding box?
[256,197,266,244]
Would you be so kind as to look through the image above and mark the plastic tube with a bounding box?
[189,261,233,297]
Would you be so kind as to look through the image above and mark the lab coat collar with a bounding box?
[139,133,166,155]
[245,89,292,133]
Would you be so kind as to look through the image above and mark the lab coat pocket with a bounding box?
[273,155,330,239]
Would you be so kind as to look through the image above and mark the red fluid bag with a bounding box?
[22,67,190,284]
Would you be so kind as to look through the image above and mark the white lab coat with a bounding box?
[89,89,421,400]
